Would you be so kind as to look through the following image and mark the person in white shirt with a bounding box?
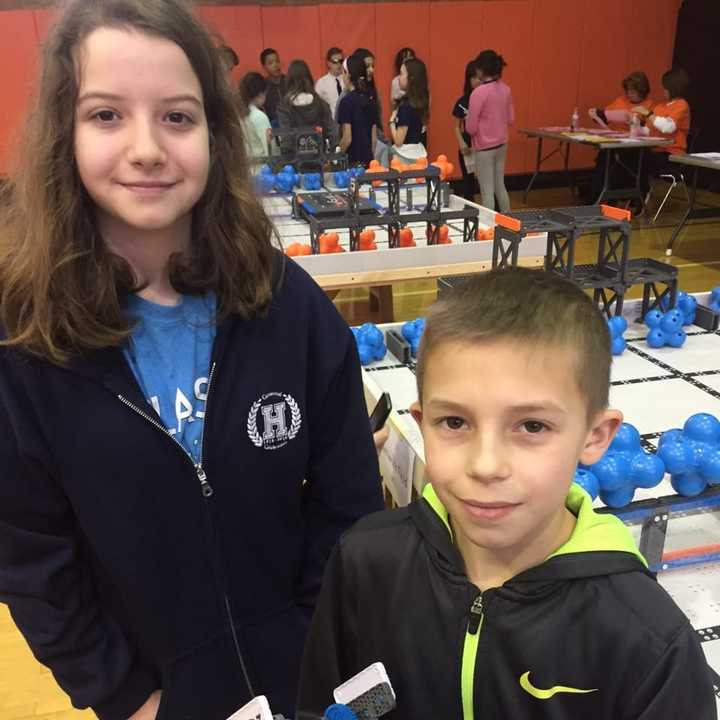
[239,72,272,164]
[315,47,344,114]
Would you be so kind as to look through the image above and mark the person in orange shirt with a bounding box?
[634,68,691,198]
[589,71,653,131]
[581,71,653,203]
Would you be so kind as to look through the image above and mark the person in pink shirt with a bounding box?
[464,50,514,211]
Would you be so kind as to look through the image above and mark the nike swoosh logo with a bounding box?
[520,671,598,700]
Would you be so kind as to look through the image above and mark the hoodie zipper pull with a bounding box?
[468,594,483,635]
[196,464,214,498]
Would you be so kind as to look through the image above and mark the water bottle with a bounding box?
[629,113,640,138]
[571,107,580,131]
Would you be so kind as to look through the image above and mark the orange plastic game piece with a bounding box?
[366,159,388,187]
[475,227,495,241]
[359,229,377,251]
[431,154,455,181]
[399,228,416,247]
[319,232,344,254]
[285,242,313,256]
[427,224,451,244]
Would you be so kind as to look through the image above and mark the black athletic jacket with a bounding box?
[0,253,383,720]
[299,484,717,720]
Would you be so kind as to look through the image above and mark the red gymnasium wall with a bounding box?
[0,0,681,176]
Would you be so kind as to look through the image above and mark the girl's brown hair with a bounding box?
[403,57,430,124]
[0,0,275,364]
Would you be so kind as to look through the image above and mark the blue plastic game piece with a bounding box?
[607,316,627,356]
[660,290,698,325]
[303,172,322,190]
[576,422,665,508]
[401,317,426,358]
[657,413,720,497]
[324,705,358,720]
[711,287,720,314]
[255,164,276,194]
[353,323,387,366]
[274,165,301,193]
[334,170,350,188]
[573,468,600,500]
[644,308,687,349]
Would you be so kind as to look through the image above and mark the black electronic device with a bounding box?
[369,392,392,433]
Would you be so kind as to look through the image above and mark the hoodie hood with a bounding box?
[285,94,325,123]
[417,482,648,583]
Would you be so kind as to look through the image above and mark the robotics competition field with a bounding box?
[359,299,720,709]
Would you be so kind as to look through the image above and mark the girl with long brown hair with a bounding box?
[389,57,430,163]
[0,1,382,719]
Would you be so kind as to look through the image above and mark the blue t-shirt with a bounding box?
[124,292,217,463]
[337,90,378,165]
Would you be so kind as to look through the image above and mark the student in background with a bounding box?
[465,49,514,212]
[278,60,337,148]
[452,60,482,201]
[353,48,388,159]
[337,54,378,166]
[218,44,239,76]
[239,72,271,162]
[389,57,429,164]
[634,68,691,202]
[391,47,415,108]
[589,71,653,131]
[260,47,286,127]
[315,47,344,113]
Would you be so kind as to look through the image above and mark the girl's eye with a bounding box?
[441,417,466,431]
[92,110,119,123]
[520,421,547,434]
[167,112,193,125]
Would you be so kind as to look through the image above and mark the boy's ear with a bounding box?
[579,409,624,466]
[409,401,423,427]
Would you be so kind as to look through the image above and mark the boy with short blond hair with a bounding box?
[298,267,715,720]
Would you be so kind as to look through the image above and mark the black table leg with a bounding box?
[564,142,574,197]
[524,137,543,205]
[595,149,612,205]
[667,165,698,255]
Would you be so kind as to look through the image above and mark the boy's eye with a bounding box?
[167,112,193,125]
[441,417,466,431]
[520,420,547,434]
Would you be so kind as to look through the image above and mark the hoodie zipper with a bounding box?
[117,362,215,498]
[117,361,256,698]
[461,593,484,720]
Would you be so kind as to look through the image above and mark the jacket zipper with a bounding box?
[117,361,256,697]
[117,361,215,498]
[461,593,484,720]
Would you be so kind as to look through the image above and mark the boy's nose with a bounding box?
[466,432,511,483]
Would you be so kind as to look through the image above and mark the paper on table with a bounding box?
[379,422,416,506]
[690,152,720,162]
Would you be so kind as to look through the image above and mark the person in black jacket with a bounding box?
[299,267,716,720]
[277,60,338,153]
[0,2,383,720]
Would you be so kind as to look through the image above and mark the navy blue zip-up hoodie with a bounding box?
[0,252,384,720]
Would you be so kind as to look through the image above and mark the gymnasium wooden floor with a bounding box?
[2,183,720,720]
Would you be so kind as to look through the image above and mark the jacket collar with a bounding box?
[415,482,651,584]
